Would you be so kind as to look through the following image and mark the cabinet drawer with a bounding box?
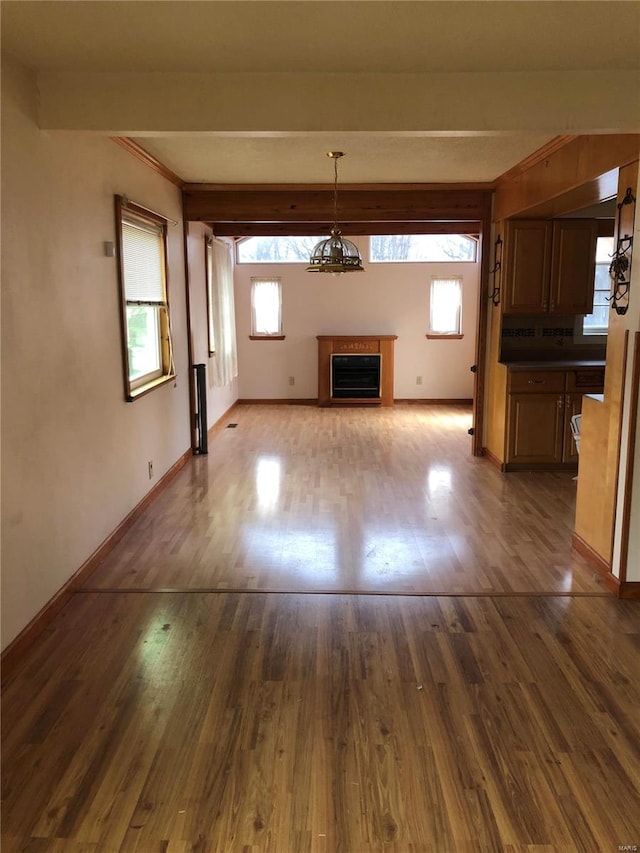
[565,368,605,393]
[508,370,565,393]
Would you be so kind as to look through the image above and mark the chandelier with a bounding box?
[306,152,364,274]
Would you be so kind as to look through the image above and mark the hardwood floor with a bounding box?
[2,592,639,851]
[3,404,638,851]
[84,404,604,595]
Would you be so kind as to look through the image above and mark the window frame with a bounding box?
[205,237,216,357]
[236,235,326,265]
[575,234,613,341]
[250,276,285,340]
[369,234,478,264]
[114,195,176,401]
[427,276,464,339]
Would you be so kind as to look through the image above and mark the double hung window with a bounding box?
[115,196,174,400]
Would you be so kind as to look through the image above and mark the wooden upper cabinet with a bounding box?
[502,220,553,313]
[550,219,597,314]
[501,218,597,315]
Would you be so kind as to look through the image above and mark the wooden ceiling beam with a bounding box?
[183,186,493,227]
[494,134,640,221]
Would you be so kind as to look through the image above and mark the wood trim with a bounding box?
[0,449,192,684]
[571,532,619,596]
[395,398,473,405]
[186,182,495,193]
[619,582,640,600]
[126,372,176,402]
[79,587,607,598]
[618,331,640,584]
[497,136,577,182]
[111,137,184,188]
[235,398,317,405]
[325,398,382,406]
[207,401,240,434]
[249,335,286,341]
[482,447,507,472]
[472,215,492,456]
[183,220,198,452]
[426,334,464,340]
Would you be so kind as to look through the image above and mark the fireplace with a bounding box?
[317,335,397,406]
[331,354,381,398]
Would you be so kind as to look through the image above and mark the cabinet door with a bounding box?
[507,393,564,464]
[503,220,553,313]
[550,220,598,314]
[563,393,584,463]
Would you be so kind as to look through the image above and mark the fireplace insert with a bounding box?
[331,354,381,398]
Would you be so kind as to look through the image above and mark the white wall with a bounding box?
[1,57,191,649]
[235,244,479,400]
[186,223,238,426]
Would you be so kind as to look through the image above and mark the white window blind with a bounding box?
[122,217,166,304]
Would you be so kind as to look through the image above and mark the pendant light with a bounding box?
[306,152,364,274]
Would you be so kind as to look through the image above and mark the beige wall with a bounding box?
[186,223,239,426]
[235,249,479,401]
[1,58,191,650]
[37,70,640,135]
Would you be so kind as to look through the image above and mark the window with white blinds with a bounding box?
[121,217,166,304]
[115,197,175,400]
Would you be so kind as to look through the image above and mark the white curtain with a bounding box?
[211,239,238,387]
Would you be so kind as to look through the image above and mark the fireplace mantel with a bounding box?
[316,335,398,407]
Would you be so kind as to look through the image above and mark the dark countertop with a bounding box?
[501,360,606,371]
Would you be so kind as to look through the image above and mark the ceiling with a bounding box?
[2,1,639,185]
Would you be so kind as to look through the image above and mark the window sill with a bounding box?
[426,334,464,340]
[126,373,176,402]
[249,335,286,341]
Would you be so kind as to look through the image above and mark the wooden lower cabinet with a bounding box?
[507,393,565,465]
[503,368,602,470]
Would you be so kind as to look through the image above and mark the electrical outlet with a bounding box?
[288,376,295,386]
[416,376,423,385]
[148,460,154,479]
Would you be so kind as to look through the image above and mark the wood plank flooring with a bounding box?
[2,592,639,851]
[83,404,604,595]
[4,404,638,851]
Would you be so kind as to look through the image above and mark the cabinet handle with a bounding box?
[528,379,546,385]
[565,395,571,408]
[550,301,555,311]
[557,396,564,409]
